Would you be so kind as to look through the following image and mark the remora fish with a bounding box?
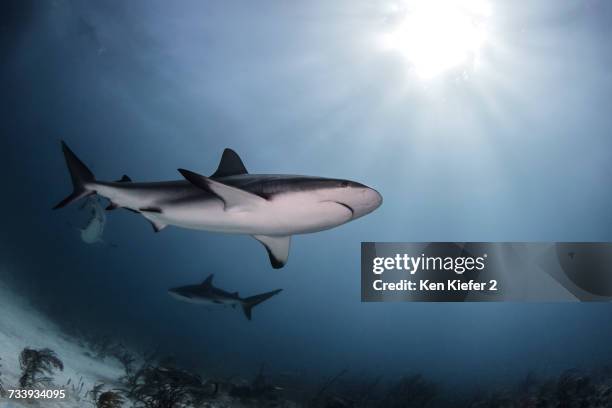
[53,142,382,268]
[79,196,106,244]
[168,274,282,320]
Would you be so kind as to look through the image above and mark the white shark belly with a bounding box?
[94,184,352,236]
[178,297,216,306]
[263,192,353,234]
[154,192,353,236]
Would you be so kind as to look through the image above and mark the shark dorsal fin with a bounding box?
[201,274,214,287]
[115,175,132,183]
[211,148,248,178]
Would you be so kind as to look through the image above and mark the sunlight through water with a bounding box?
[381,0,492,79]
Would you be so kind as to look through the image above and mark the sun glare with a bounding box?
[382,0,491,79]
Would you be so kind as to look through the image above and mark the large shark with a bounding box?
[168,274,282,320]
[54,141,382,268]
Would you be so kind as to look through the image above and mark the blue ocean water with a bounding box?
[2,0,612,396]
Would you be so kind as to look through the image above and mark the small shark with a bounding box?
[53,142,382,268]
[168,274,282,320]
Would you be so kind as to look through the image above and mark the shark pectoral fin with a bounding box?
[253,235,291,269]
[178,168,266,211]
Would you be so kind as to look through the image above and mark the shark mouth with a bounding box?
[333,201,354,217]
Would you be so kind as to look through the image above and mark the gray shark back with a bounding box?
[98,174,353,201]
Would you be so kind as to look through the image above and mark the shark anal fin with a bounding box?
[178,169,266,211]
[253,235,291,269]
[139,208,167,232]
[148,220,167,233]
[211,148,248,178]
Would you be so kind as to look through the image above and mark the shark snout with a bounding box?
[344,186,382,219]
[365,187,383,209]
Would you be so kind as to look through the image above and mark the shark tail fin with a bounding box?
[53,141,96,209]
[241,289,282,321]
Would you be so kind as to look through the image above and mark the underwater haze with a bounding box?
[2,0,612,393]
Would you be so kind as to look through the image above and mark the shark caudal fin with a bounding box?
[53,141,96,209]
[241,289,282,321]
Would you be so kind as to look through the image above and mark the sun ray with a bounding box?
[380,0,492,79]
